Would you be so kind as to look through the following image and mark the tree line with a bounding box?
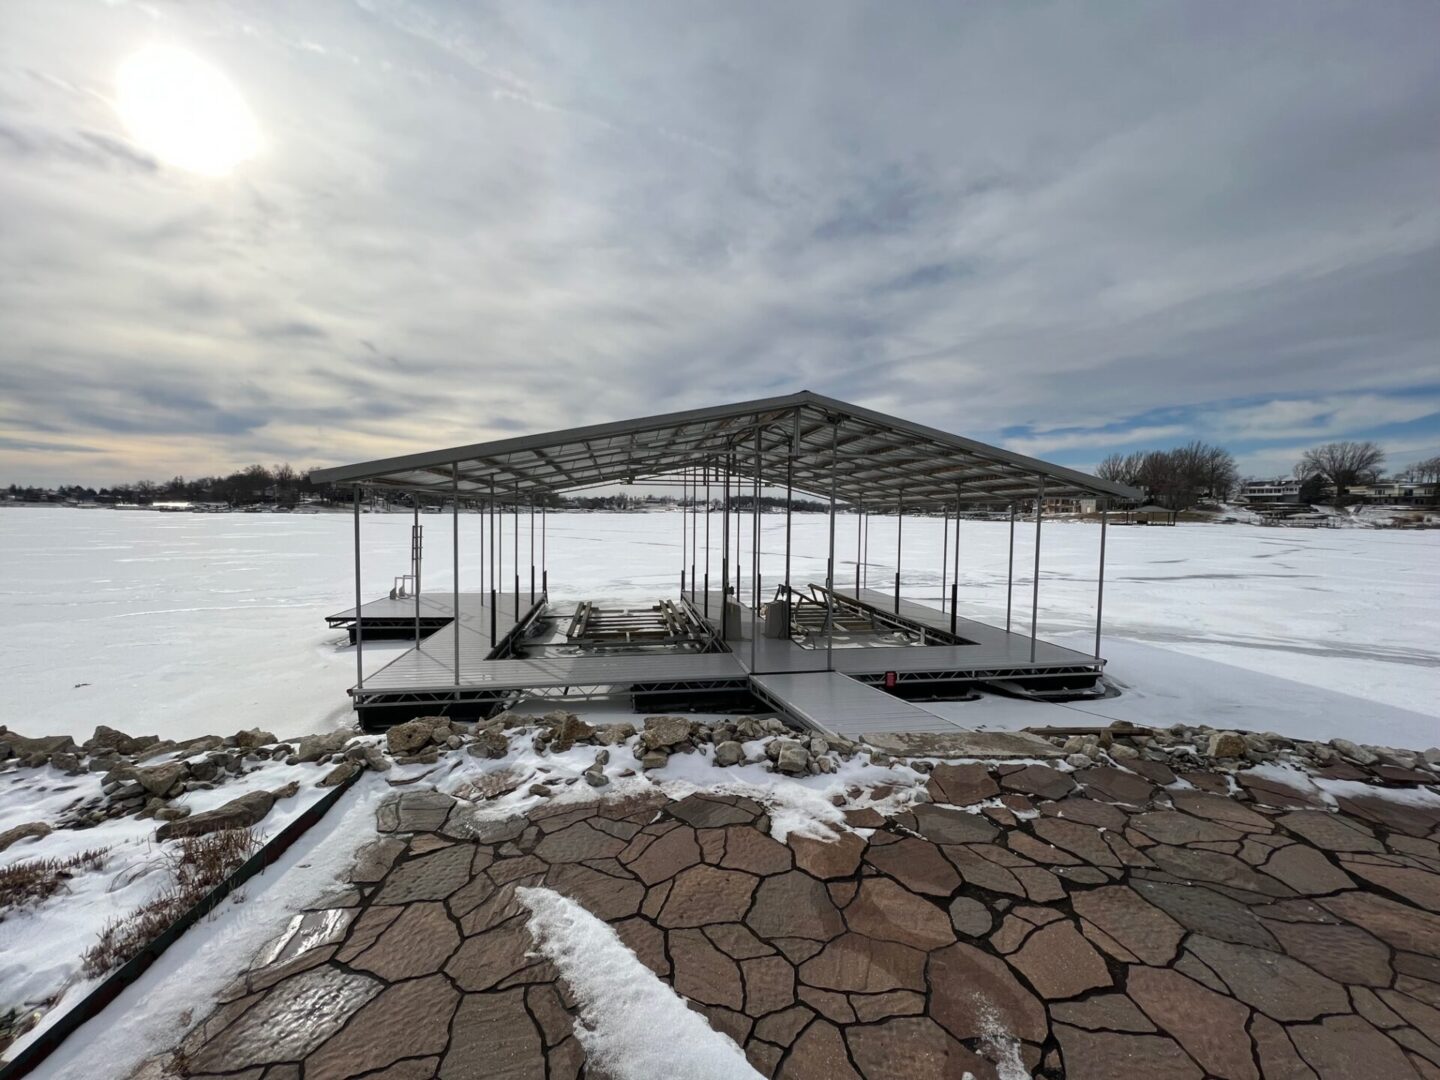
[1098,439,1437,510]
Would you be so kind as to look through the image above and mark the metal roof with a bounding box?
[310,391,1142,508]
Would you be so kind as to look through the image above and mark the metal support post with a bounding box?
[1006,502,1015,632]
[413,501,422,641]
[721,458,730,634]
[1095,500,1108,658]
[353,487,363,690]
[513,503,520,622]
[940,503,948,613]
[1030,478,1046,662]
[894,493,903,614]
[452,466,460,693]
[704,461,711,617]
[826,418,838,671]
[529,501,535,604]
[752,425,760,672]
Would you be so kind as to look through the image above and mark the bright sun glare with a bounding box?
[115,44,259,177]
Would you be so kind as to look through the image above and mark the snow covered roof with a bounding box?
[311,391,1142,508]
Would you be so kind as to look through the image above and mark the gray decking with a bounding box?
[343,586,1104,738]
[751,672,963,736]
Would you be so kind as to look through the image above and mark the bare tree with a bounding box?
[1296,441,1385,504]
[1408,456,1440,484]
[1096,452,1145,488]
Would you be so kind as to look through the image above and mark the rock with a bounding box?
[132,761,189,797]
[273,780,300,800]
[153,805,191,822]
[2,732,78,763]
[583,766,609,787]
[1108,742,1139,760]
[640,716,691,751]
[714,740,744,767]
[774,744,811,775]
[385,718,437,756]
[445,734,463,751]
[85,725,144,755]
[1423,747,1440,767]
[640,749,669,770]
[49,751,83,774]
[231,728,276,749]
[156,790,275,840]
[468,729,510,759]
[1330,738,1378,765]
[549,714,595,752]
[808,736,830,756]
[1065,753,1093,769]
[1207,731,1247,759]
[0,821,52,852]
[528,784,552,798]
[174,735,225,756]
[318,761,359,787]
[294,730,352,763]
[359,744,391,772]
[595,722,636,745]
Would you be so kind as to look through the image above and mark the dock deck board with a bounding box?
[751,672,963,736]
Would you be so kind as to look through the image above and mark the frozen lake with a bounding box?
[2,507,1436,746]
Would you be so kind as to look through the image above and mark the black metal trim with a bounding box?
[0,769,363,1080]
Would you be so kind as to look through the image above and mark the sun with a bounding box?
[115,44,260,177]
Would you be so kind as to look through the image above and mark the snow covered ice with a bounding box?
[1,506,1436,746]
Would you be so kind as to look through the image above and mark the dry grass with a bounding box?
[82,829,259,979]
[0,849,108,916]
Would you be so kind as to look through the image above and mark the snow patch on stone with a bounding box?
[517,885,762,1080]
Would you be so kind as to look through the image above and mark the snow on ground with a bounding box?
[0,754,336,1064]
[422,723,928,842]
[2,508,1436,747]
[15,773,390,1078]
[519,886,764,1080]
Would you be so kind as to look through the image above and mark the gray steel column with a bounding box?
[784,453,792,603]
[513,501,520,621]
[751,425,760,671]
[704,461,711,616]
[826,418,838,671]
[951,490,961,636]
[353,486,363,692]
[855,503,862,597]
[541,502,547,597]
[529,500,535,603]
[940,503,948,612]
[1095,500,1108,658]
[894,492,903,614]
[413,500,421,642]
[721,457,730,632]
[680,466,687,595]
[452,465,460,693]
[1030,478,1046,662]
[1006,502,1016,633]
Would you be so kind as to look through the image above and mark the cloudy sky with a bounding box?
[2,0,1437,487]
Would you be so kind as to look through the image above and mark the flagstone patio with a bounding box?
[145,757,1440,1079]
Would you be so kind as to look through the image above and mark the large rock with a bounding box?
[156,789,275,840]
[232,728,277,749]
[640,715,692,751]
[85,725,146,755]
[132,761,189,797]
[294,730,352,763]
[385,718,438,756]
[1126,967,1258,1080]
[1,731,78,763]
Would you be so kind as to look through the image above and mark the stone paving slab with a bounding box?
[144,759,1440,1079]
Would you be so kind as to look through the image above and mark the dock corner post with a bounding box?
[1095,498,1108,659]
[894,491,903,615]
[452,465,461,695]
[940,501,948,613]
[353,485,363,693]
[1006,501,1016,633]
[513,502,520,622]
[1030,477,1046,663]
[529,500,535,604]
[751,423,761,673]
[413,497,422,643]
[825,415,838,672]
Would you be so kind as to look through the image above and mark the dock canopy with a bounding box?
[310,391,1141,508]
